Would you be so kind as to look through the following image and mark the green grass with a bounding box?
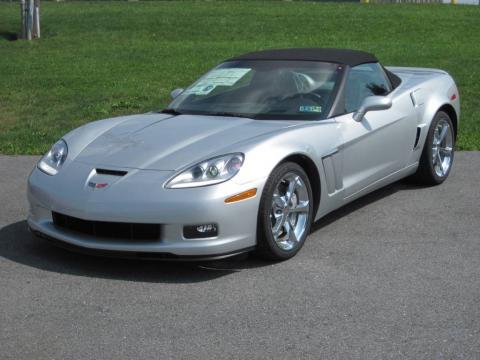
[0,1,479,153]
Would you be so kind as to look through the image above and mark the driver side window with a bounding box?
[344,62,392,113]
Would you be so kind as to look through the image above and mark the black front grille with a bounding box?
[52,212,161,241]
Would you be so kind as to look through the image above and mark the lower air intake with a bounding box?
[52,212,161,241]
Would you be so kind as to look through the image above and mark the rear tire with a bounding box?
[414,111,455,185]
[255,162,313,261]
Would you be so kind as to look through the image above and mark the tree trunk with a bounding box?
[33,0,40,38]
[20,0,39,40]
[26,0,33,40]
[20,0,26,39]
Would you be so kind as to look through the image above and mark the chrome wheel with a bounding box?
[432,118,453,177]
[270,172,310,251]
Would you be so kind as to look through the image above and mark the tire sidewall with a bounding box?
[424,111,455,184]
[257,162,314,260]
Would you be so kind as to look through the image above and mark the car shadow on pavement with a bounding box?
[0,221,274,283]
[0,180,424,283]
[310,179,426,232]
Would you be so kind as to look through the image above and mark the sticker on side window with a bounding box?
[185,68,251,95]
[299,105,322,113]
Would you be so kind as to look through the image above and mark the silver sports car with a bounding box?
[27,48,460,261]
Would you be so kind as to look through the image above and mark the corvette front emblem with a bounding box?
[88,182,108,189]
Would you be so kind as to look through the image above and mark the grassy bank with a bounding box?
[0,1,479,153]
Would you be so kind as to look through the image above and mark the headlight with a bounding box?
[166,153,244,188]
[37,139,68,176]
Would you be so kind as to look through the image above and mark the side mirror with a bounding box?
[170,88,184,100]
[353,96,392,122]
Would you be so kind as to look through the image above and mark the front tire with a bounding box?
[255,162,314,260]
[414,111,455,185]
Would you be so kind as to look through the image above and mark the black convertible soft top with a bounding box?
[228,48,378,67]
[228,48,401,89]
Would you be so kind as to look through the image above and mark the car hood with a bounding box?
[74,113,299,170]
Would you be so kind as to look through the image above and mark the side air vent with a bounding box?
[414,127,421,149]
[96,168,128,176]
[322,150,342,194]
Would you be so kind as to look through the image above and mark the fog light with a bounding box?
[183,224,218,239]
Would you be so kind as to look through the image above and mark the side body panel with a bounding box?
[222,120,346,222]
[335,89,417,199]
[331,67,460,209]
[386,67,460,167]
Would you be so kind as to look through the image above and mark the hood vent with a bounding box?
[96,168,128,177]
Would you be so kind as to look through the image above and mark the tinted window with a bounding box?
[167,60,343,120]
[344,62,392,113]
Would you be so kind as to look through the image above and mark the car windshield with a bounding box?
[165,60,343,120]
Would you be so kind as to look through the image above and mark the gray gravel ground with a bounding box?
[1,153,479,360]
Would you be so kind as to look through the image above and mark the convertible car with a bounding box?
[28,48,460,260]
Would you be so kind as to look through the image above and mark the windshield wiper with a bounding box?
[161,109,254,119]
[200,112,254,119]
[160,108,183,115]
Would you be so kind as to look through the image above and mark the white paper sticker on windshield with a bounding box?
[185,68,251,95]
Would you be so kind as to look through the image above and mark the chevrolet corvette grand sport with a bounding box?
[28,48,460,261]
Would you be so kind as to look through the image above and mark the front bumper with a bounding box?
[29,228,255,261]
[27,162,265,257]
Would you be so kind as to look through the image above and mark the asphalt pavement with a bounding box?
[1,153,479,359]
